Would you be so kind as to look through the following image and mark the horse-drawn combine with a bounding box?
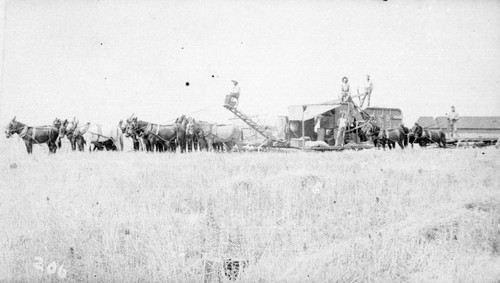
[223,96,407,151]
[5,89,499,154]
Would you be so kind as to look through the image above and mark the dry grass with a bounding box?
[1,139,500,282]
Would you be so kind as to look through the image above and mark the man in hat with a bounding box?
[225,80,241,108]
[335,112,348,146]
[447,106,459,139]
[339,77,350,103]
[359,75,373,108]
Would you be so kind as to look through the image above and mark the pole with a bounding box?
[302,106,305,150]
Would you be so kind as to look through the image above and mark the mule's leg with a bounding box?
[48,142,55,153]
[225,142,233,152]
[24,140,32,154]
[398,139,404,149]
[208,140,214,152]
[52,143,57,153]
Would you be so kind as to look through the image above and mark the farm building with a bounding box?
[416,116,500,142]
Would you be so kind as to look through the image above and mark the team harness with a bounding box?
[18,125,58,145]
[132,122,175,144]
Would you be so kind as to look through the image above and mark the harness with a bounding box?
[88,125,114,142]
[201,124,215,138]
[383,129,401,143]
[18,125,56,145]
[19,126,28,138]
[423,129,437,144]
[143,123,173,143]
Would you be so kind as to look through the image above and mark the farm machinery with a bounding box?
[224,93,499,151]
[223,96,399,151]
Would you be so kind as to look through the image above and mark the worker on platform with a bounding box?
[339,77,351,103]
[225,80,241,108]
[359,75,373,108]
[335,112,348,146]
[447,105,460,139]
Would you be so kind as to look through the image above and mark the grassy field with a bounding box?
[1,138,500,282]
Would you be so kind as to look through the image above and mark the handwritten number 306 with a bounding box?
[33,257,67,279]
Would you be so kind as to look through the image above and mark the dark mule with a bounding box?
[53,118,68,148]
[378,126,407,150]
[59,118,88,151]
[361,120,382,149]
[399,124,410,148]
[411,123,447,148]
[92,139,117,151]
[5,116,59,154]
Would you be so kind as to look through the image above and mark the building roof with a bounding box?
[416,116,439,128]
[416,116,500,129]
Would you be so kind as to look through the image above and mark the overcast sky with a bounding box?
[1,0,499,128]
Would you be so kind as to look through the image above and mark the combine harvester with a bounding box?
[223,94,402,151]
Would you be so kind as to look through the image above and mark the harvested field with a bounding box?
[1,140,499,282]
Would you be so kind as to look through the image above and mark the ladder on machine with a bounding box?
[223,104,278,141]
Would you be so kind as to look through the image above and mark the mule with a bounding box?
[197,121,242,152]
[5,116,59,154]
[53,118,68,148]
[361,120,382,149]
[411,123,447,148]
[91,139,118,151]
[119,119,142,151]
[378,127,405,150]
[185,117,200,152]
[174,115,188,153]
[58,118,89,151]
[126,117,176,152]
[80,123,123,152]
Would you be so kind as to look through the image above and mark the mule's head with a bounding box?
[57,119,69,138]
[361,122,373,136]
[118,120,128,134]
[53,118,62,129]
[125,118,138,138]
[186,119,197,136]
[411,123,423,138]
[5,116,18,138]
[399,123,409,134]
[362,121,380,138]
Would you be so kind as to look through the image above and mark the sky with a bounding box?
[1,0,499,128]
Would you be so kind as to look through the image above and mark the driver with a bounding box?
[225,80,241,107]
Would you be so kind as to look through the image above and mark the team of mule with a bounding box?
[360,119,446,150]
[6,115,444,154]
